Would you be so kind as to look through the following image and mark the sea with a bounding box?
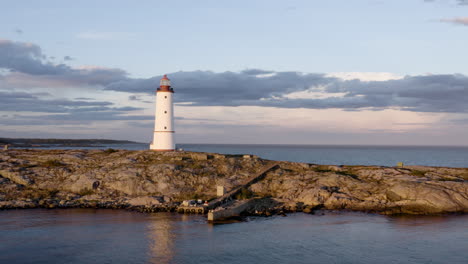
[2,144,467,264]
[31,143,468,168]
[0,210,466,264]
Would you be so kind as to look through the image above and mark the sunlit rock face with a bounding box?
[0,149,467,215]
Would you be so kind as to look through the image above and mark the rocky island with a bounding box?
[0,149,467,216]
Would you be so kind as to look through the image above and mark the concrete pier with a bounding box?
[207,199,257,221]
[176,161,280,219]
[206,161,280,211]
[206,161,280,221]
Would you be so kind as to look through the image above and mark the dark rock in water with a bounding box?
[0,149,467,215]
[303,206,313,214]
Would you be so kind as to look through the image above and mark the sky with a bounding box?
[1,0,468,145]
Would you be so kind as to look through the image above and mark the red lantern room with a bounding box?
[158,74,174,93]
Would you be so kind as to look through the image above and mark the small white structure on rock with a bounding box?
[217,186,226,197]
[150,75,175,151]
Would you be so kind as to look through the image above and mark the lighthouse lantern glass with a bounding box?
[160,79,171,86]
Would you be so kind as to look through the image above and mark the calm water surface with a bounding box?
[179,144,468,168]
[0,209,466,264]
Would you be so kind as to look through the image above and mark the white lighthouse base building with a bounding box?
[150,75,175,151]
[149,133,175,151]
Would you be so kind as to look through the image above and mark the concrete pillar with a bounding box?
[217,186,226,197]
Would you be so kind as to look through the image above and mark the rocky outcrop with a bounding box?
[250,164,468,214]
[0,149,467,215]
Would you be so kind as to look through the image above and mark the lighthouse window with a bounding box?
[164,126,167,129]
[165,96,167,99]
[164,111,167,114]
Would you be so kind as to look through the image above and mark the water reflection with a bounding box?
[387,214,468,230]
[146,214,176,264]
[1,210,467,264]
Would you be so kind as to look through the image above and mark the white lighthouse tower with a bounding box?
[150,74,175,151]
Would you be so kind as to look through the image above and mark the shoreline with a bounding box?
[1,149,467,217]
[2,206,466,223]
[3,137,468,148]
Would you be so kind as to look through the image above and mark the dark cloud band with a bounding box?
[104,71,468,113]
[1,39,468,117]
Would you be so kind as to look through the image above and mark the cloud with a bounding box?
[0,112,153,126]
[326,72,402,81]
[63,56,74,61]
[0,39,66,75]
[0,70,127,90]
[0,91,147,126]
[440,17,468,26]
[241,69,275,75]
[127,95,151,103]
[2,39,468,114]
[0,91,113,113]
[105,71,468,113]
[14,29,23,34]
[424,0,468,5]
[0,39,127,86]
[105,70,335,103]
[324,74,468,113]
[450,118,468,124]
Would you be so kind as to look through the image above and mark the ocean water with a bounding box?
[0,209,466,264]
[179,144,468,168]
[38,143,468,168]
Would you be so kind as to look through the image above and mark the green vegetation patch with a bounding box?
[19,188,60,200]
[77,188,94,196]
[18,163,37,169]
[41,159,65,168]
[183,162,204,170]
[312,165,333,173]
[438,177,464,182]
[335,170,360,180]
[104,148,118,154]
[312,166,360,180]
[410,170,426,177]
[174,192,214,202]
[235,188,254,200]
[460,171,468,180]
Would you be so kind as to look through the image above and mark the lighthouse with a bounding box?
[150,75,175,151]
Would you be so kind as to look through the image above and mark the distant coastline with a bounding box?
[2,138,468,149]
[0,137,141,148]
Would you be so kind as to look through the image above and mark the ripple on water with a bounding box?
[0,209,467,264]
